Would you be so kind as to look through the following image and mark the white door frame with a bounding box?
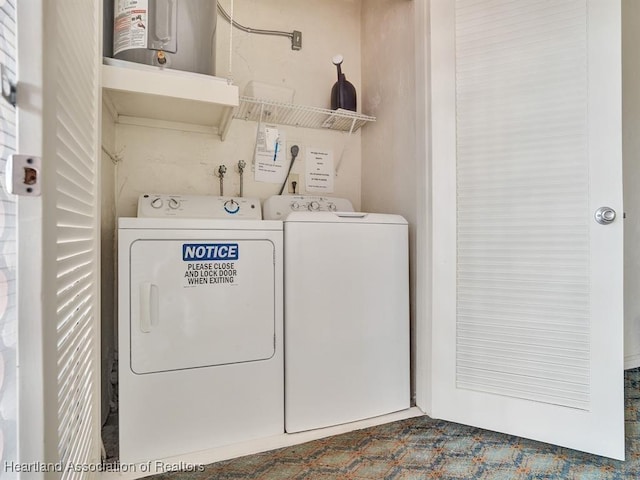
[413,0,433,418]
[16,0,51,471]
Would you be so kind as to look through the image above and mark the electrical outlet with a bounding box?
[288,173,300,194]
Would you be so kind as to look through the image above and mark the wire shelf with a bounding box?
[233,96,376,132]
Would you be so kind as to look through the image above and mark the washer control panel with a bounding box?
[137,194,262,219]
[263,195,354,220]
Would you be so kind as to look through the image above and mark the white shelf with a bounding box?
[100,63,375,139]
[101,62,239,138]
[233,96,376,132]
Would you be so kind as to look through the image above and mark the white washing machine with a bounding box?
[118,194,283,463]
[263,195,410,433]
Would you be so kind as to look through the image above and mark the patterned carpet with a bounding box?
[146,368,640,480]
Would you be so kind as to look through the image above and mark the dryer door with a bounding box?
[129,238,275,374]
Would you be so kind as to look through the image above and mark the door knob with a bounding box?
[594,207,616,225]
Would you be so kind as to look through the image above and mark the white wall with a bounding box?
[113,0,364,216]
[361,1,417,216]
[216,0,361,111]
[361,0,419,401]
[622,0,640,369]
[114,122,362,217]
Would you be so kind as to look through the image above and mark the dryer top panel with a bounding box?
[118,217,282,231]
[138,194,262,220]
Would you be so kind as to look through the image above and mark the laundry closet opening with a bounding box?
[99,0,419,469]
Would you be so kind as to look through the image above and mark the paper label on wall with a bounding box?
[254,124,288,184]
[114,0,148,55]
[305,148,334,193]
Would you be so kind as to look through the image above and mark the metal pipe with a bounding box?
[217,2,301,50]
[237,160,246,197]
[217,164,227,196]
[278,145,299,195]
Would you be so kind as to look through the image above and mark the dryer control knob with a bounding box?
[168,198,180,209]
[308,201,320,211]
[291,202,300,210]
[151,197,163,209]
[224,199,240,214]
[328,203,337,211]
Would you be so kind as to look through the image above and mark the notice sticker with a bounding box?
[182,243,239,288]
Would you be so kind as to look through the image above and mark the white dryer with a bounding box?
[264,196,410,433]
[118,194,283,463]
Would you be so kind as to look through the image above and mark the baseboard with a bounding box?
[625,353,640,370]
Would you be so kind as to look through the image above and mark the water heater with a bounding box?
[106,0,217,76]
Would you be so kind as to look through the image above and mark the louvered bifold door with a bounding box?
[17,0,102,477]
[0,1,18,477]
[431,0,625,459]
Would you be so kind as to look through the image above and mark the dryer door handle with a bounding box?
[140,282,159,333]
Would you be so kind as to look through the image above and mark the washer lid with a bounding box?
[283,211,407,225]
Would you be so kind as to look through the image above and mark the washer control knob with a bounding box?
[168,198,180,209]
[150,197,163,209]
[224,199,240,214]
[308,201,320,211]
[291,202,300,211]
[328,202,337,211]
